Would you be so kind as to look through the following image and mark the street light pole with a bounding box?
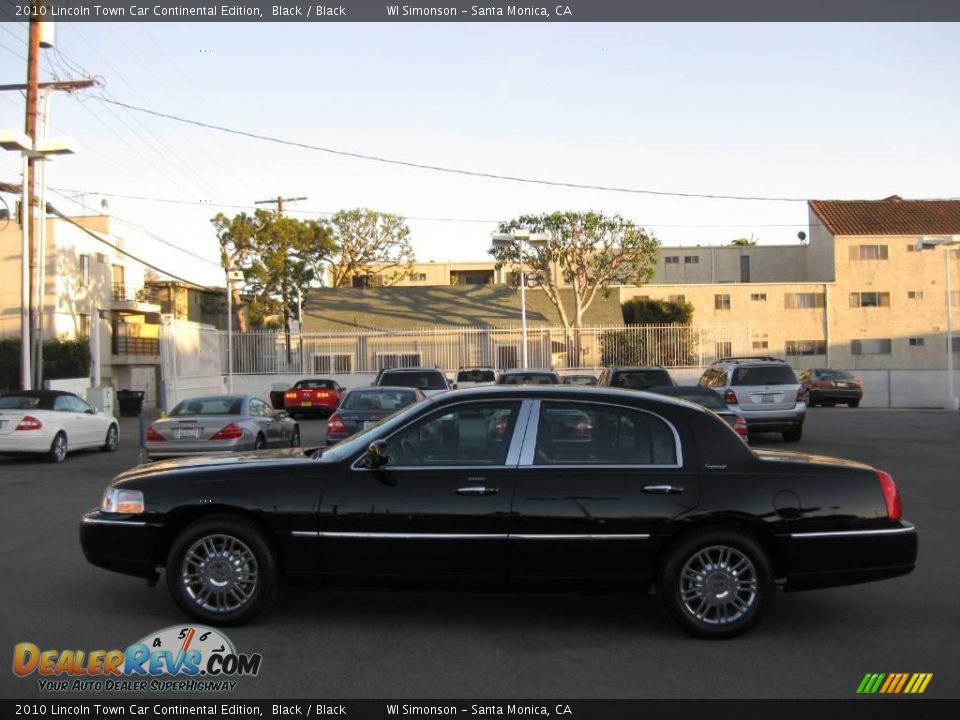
[518,241,529,369]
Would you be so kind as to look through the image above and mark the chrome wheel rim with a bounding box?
[106,427,117,450]
[291,429,300,447]
[181,534,259,613]
[679,544,758,626]
[53,435,66,462]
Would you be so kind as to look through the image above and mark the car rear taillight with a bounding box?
[814,379,829,389]
[326,415,347,434]
[796,386,805,402]
[210,423,244,440]
[876,470,902,521]
[733,416,748,436]
[285,391,296,399]
[723,389,738,405]
[15,416,42,431]
[145,425,165,442]
[855,378,863,388]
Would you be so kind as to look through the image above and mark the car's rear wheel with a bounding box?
[782,426,802,442]
[166,515,278,625]
[45,432,67,463]
[848,400,860,408]
[253,434,266,451]
[803,390,813,406]
[658,529,773,639]
[290,426,301,448]
[100,424,119,453]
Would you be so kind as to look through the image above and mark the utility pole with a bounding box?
[25,14,40,390]
[253,195,306,368]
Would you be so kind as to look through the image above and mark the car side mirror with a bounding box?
[366,439,390,468]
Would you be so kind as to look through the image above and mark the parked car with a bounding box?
[81,385,916,639]
[455,367,498,388]
[799,368,863,407]
[597,366,676,390]
[496,368,560,385]
[0,390,119,463]
[699,357,805,442]
[373,367,451,397]
[281,378,345,418]
[325,387,426,445]
[645,385,748,440]
[562,374,598,386]
[145,395,300,459]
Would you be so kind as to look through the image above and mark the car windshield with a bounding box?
[818,369,856,380]
[732,366,798,386]
[342,389,418,411]
[611,370,672,389]
[0,395,42,409]
[457,369,496,383]
[498,373,557,385]
[380,371,447,389]
[294,380,337,389]
[169,398,244,416]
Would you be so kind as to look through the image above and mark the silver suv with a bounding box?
[699,357,805,442]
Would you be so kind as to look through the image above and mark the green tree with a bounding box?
[325,208,415,288]
[602,298,696,366]
[730,237,757,246]
[489,211,660,333]
[621,298,694,325]
[212,210,334,361]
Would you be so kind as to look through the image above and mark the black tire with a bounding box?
[290,426,301,448]
[803,390,813,406]
[45,432,67,463]
[165,514,279,625]
[658,528,774,639]
[848,400,860,408]
[100,424,119,453]
[782,426,802,442]
[253,434,266,451]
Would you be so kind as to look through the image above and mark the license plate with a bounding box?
[175,428,199,439]
[759,394,776,403]
[363,421,377,429]
[836,382,851,388]
[301,401,312,407]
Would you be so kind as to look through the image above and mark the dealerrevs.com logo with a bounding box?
[13,625,262,693]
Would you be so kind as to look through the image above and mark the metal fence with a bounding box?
[218,324,753,375]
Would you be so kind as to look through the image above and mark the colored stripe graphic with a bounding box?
[857,673,932,694]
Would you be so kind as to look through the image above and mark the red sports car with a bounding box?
[280,378,344,418]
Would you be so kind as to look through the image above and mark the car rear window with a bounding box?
[498,373,558,385]
[342,389,418,411]
[170,398,244,416]
[457,369,496,383]
[818,369,856,380]
[380,371,448,390]
[611,370,672,389]
[295,379,337,389]
[0,395,42,409]
[731,366,798,386]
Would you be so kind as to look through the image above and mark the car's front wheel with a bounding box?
[166,515,278,625]
[658,528,773,639]
[100,424,119,453]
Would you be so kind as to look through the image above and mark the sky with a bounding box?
[0,21,958,286]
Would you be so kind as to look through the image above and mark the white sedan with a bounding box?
[0,391,119,463]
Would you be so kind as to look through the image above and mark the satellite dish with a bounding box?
[100,199,110,211]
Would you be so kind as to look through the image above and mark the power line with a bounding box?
[92,94,812,203]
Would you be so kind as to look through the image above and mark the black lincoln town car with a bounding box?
[80,386,917,638]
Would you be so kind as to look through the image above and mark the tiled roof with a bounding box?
[809,196,960,237]
[302,285,624,330]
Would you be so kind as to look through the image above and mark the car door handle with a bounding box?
[641,484,684,495]
[456,486,498,496]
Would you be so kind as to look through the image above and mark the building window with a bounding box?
[908,338,925,347]
[714,294,731,310]
[785,340,827,356]
[79,255,90,286]
[312,353,353,374]
[78,314,91,338]
[784,292,825,309]
[906,244,917,253]
[849,292,891,308]
[684,256,700,264]
[411,273,427,282]
[667,294,686,303]
[851,339,892,356]
[664,256,680,264]
[849,244,889,261]
[908,291,924,300]
[752,341,769,350]
[750,293,767,302]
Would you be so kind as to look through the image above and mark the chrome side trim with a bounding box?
[789,526,916,539]
[82,517,147,527]
[291,530,321,537]
[511,534,651,541]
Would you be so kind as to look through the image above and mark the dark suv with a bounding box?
[699,356,805,441]
[373,367,451,397]
[597,366,676,391]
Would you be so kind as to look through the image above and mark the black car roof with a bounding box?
[419,384,695,410]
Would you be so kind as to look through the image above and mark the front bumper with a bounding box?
[777,521,918,590]
[79,510,162,579]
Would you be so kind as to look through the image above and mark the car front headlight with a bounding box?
[101,488,145,514]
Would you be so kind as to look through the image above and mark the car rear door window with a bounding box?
[533,402,678,466]
[731,366,798,385]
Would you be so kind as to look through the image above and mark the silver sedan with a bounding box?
[145,395,300,460]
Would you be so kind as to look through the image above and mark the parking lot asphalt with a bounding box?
[1,409,957,700]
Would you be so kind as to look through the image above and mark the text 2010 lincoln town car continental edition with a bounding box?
[80,386,917,638]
